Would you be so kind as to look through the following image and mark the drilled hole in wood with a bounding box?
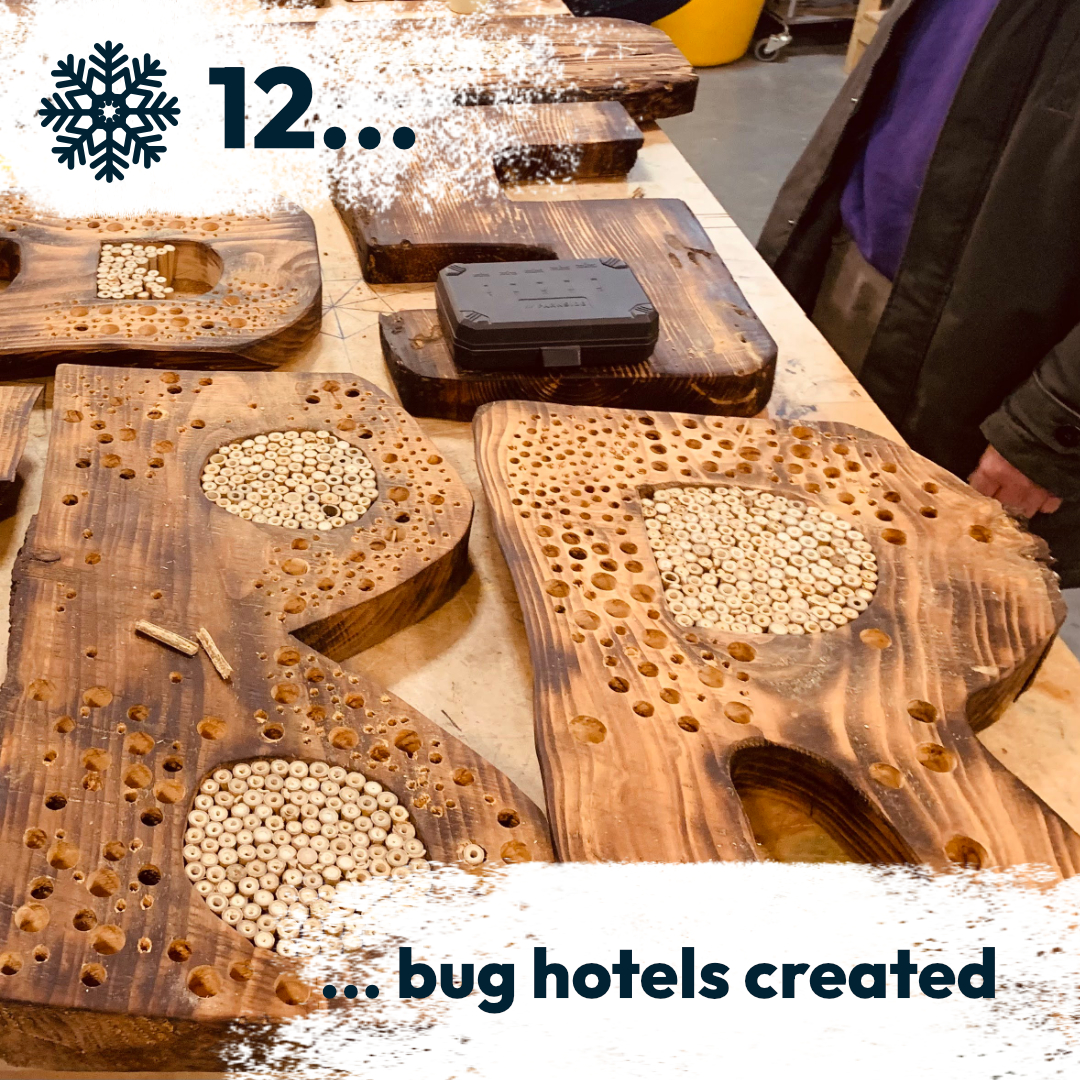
[197,716,226,739]
[91,925,126,955]
[14,903,49,933]
[102,840,126,861]
[140,808,163,827]
[724,702,753,724]
[0,953,21,976]
[907,700,938,724]
[47,840,79,869]
[859,628,891,649]
[28,877,54,900]
[869,763,903,789]
[274,974,310,1006]
[188,965,223,998]
[945,835,987,869]
[44,792,67,810]
[0,238,20,291]
[80,963,107,987]
[87,868,120,897]
[167,939,192,962]
[677,716,700,732]
[916,743,955,773]
[73,909,97,932]
[137,864,161,886]
[329,726,359,750]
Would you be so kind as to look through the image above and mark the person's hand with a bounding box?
[968,444,1062,518]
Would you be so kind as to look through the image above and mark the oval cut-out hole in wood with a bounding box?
[860,628,891,649]
[731,743,918,865]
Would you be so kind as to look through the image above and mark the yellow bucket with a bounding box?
[655,0,767,67]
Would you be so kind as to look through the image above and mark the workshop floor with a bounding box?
[659,30,1080,655]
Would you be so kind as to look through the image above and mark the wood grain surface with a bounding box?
[335,102,775,420]
[475,400,1078,874]
[0,200,321,376]
[0,365,551,1069]
[0,385,41,484]
[249,0,572,19]
[307,17,695,119]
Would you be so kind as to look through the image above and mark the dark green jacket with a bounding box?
[759,0,1080,584]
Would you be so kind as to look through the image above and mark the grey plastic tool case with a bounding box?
[435,258,660,371]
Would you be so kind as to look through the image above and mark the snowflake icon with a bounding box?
[38,41,180,183]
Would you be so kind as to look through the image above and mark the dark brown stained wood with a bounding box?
[336,102,775,420]
[256,0,572,20]
[300,17,695,119]
[0,365,552,1064]
[0,384,42,483]
[475,400,1079,874]
[374,199,776,420]
[337,101,647,285]
[0,199,322,376]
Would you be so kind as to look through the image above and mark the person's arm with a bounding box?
[976,322,1080,515]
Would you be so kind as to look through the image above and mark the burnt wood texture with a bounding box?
[475,400,1078,873]
[0,384,41,483]
[0,199,322,376]
[333,102,776,420]
[0,366,552,1070]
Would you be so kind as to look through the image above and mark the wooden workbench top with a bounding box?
[1,124,1078,1078]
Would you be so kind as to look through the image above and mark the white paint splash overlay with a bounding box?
[220,863,1080,1079]
[0,0,604,217]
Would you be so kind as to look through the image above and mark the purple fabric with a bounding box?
[840,0,1001,280]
